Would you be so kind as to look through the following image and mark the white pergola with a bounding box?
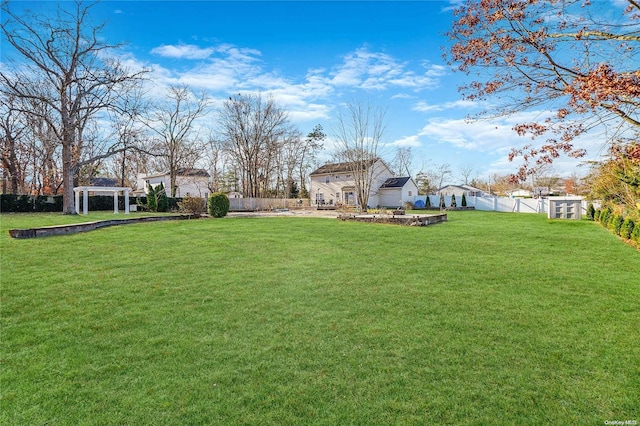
[73,186,132,215]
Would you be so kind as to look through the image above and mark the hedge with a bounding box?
[0,194,182,213]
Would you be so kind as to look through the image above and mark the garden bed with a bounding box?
[337,212,447,226]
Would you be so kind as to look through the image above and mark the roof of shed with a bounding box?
[379,176,411,189]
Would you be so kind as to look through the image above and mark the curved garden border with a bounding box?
[8,215,197,239]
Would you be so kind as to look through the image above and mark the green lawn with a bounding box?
[1,211,638,425]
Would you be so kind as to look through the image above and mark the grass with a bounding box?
[1,211,639,425]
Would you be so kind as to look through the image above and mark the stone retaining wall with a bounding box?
[9,215,195,239]
[337,213,447,226]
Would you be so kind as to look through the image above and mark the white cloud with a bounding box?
[413,99,480,112]
[328,47,444,91]
[389,135,421,147]
[150,44,215,60]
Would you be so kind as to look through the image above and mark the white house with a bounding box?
[437,184,487,197]
[378,176,419,208]
[136,169,210,198]
[309,159,415,208]
[507,188,532,197]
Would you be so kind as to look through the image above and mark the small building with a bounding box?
[507,188,532,197]
[437,184,487,197]
[378,176,419,208]
[548,197,582,220]
[136,169,210,198]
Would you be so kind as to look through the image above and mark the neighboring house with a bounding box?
[136,169,210,198]
[507,188,532,197]
[310,159,415,208]
[437,184,486,197]
[228,191,243,199]
[378,176,419,208]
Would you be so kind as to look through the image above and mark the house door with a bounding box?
[344,191,355,205]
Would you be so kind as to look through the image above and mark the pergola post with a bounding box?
[83,190,89,215]
[125,190,130,214]
[75,190,80,214]
[113,191,119,214]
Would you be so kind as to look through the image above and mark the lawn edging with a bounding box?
[8,214,197,239]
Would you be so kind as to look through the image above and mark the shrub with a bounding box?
[403,201,414,210]
[450,194,457,208]
[179,196,207,216]
[461,193,467,207]
[594,209,601,222]
[147,185,157,212]
[439,194,446,210]
[156,183,169,213]
[620,218,635,240]
[609,214,624,235]
[208,192,230,218]
[425,196,431,209]
[599,207,612,226]
[632,222,640,243]
[586,203,595,220]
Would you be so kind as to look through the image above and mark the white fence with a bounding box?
[415,195,590,215]
[229,198,310,211]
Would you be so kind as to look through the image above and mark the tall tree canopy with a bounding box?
[1,0,146,213]
[447,0,640,181]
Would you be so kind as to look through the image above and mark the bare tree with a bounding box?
[1,1,147,213]
[143,85,208,197]
[0,93,27,194]
[333,100,387,210]
[458,164,476,185]
[219,93,291,198]
[391,146,413,177]
[434,163,452,191]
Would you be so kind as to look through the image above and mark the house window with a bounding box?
[346,174,351,178]
[335,175,340,179]
[325,176,330,184]
[336,192,340,199]
[408,190,413,196]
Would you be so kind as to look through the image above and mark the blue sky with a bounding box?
[3,1,621,183]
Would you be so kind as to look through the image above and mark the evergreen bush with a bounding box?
[610,214,624,235]
[594,209,601,222]
[147,185,157,212]
[620,218,635,240]
[599,207,612,226]
[425,196,431,209]
[461,193,467,207]
[439,194,446,210]
[156,182,169,212]
[450,194,457,208]
[586,203,595,220]
[208,192,230,218]
[632,222,640,243]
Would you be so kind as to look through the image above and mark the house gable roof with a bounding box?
[141,168,210,179]
[90,177,119,187]
[379,176,411,189]
[310,158,380,176]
